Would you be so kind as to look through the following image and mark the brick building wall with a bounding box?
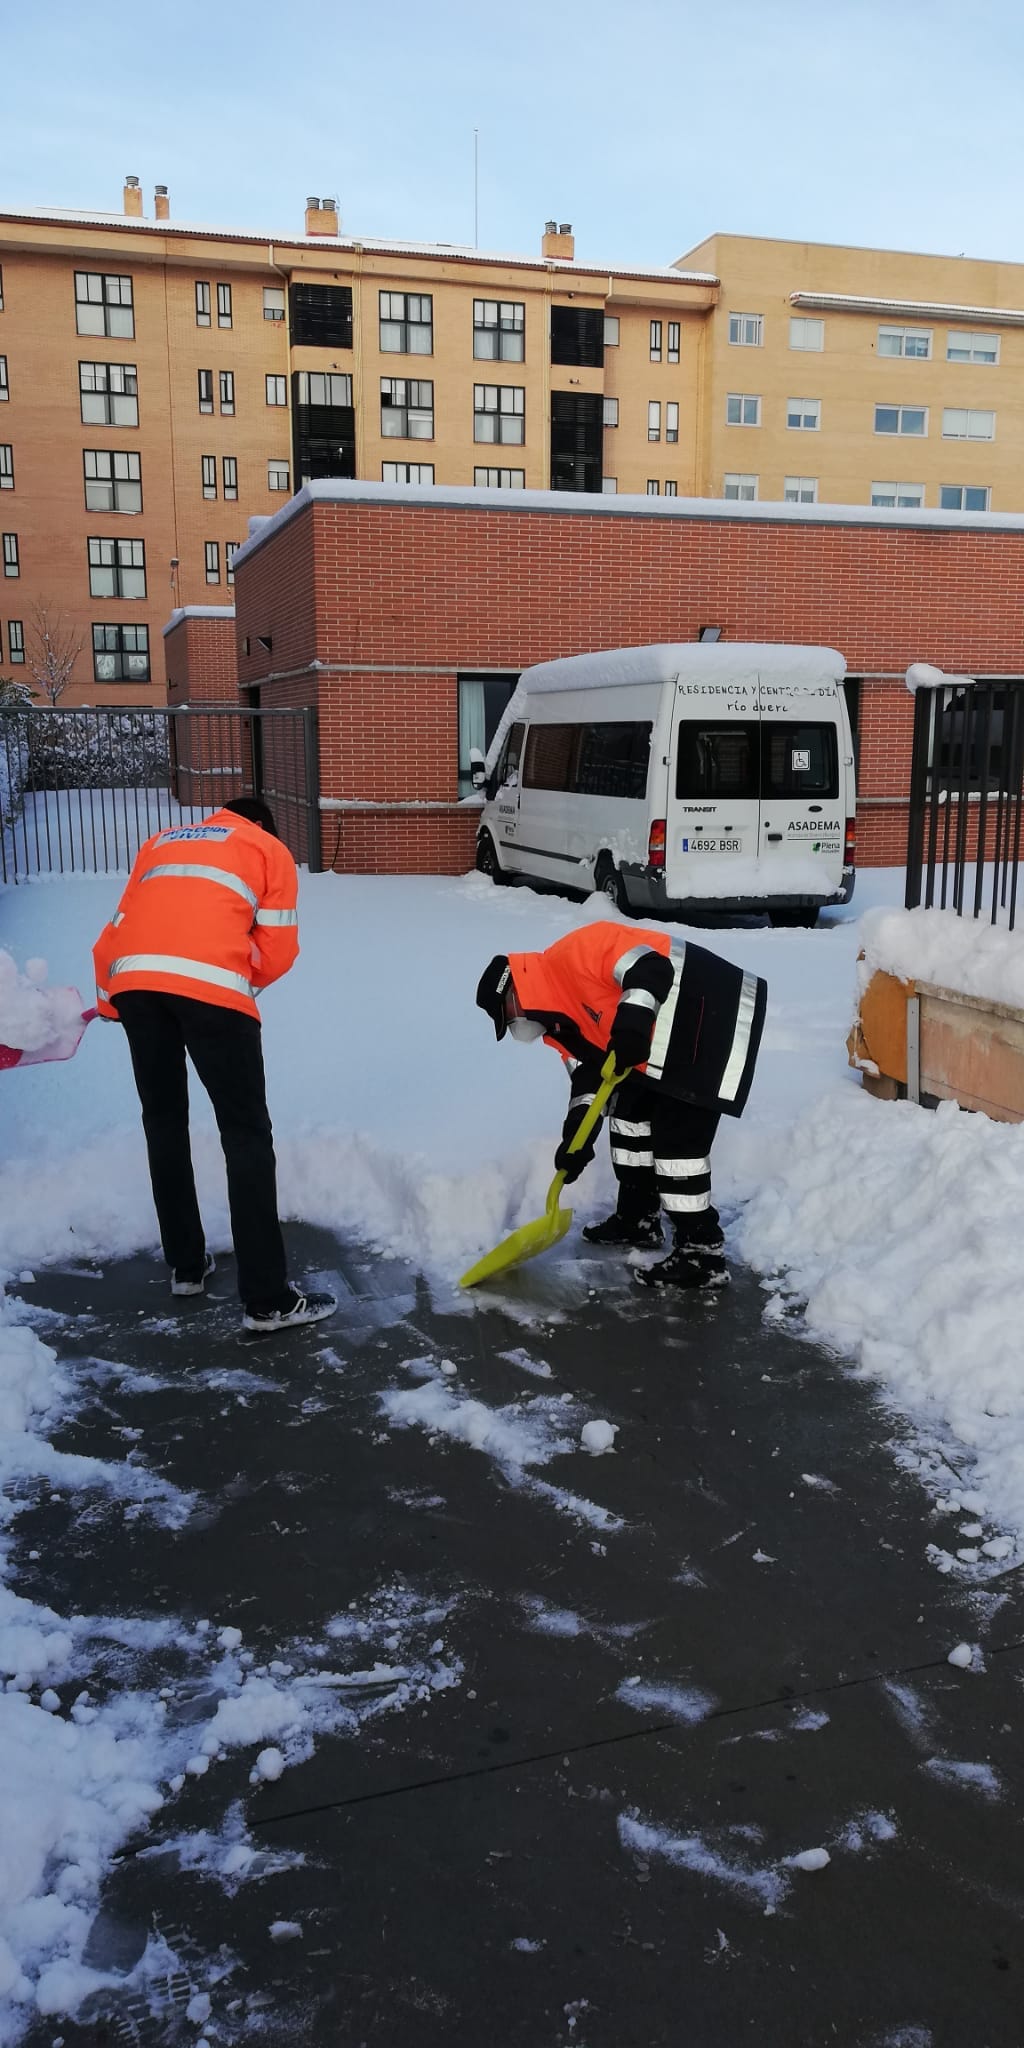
[226,486,1024,874]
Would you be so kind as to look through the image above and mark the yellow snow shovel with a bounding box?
[459,1053,629,1289]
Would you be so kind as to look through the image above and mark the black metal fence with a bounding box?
[0,704,321,884]
[905,676,1024,928]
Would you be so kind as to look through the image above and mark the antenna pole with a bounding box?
[474,128,479,248]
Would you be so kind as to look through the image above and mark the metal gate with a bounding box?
[905,675,1024,928]
[0,704,321,883]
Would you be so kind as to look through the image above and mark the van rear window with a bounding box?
[762,723,838,798]
[523,720,652,797]
[676,724,759,800]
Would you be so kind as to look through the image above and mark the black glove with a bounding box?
[608,1004,655,1072]
[554,1098,598,1183]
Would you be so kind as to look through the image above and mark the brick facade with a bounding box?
[219,487,1024,873]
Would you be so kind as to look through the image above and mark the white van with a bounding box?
[475,643,856,927]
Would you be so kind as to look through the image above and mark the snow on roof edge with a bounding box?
[518,642,846,694]
[163,605,236,637]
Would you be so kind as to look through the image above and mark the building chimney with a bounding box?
[305,195,339,236]
[154,184,170,221]
[123,175,143,219]
[541,219,574,260]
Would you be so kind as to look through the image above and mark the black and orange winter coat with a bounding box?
[508,921,766,1116]
[92,809,299,1022]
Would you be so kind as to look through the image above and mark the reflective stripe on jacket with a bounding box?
[92,809,299,1020]
[508,921,767,1118]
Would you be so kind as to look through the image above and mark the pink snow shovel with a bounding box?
[0,1001,99,1072]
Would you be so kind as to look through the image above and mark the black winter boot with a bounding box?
[632,1246,729,1291]
[582,1212,664,1250]
[672,1207,725,1256]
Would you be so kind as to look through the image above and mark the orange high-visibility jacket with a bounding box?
[92,809,299,1022]
[509,921,766,1117]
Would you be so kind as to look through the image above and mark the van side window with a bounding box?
[523,723,579,790]
[575,722,652,799]
[761,723,838,798]
[495,720,526,787]
[677,723,759,800]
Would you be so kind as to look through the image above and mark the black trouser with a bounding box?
[114,991,288,1308]
[608,1075,721,1243]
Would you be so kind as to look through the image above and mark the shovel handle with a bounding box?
[548,1053,630,1211]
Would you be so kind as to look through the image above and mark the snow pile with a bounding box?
[860,906,1024,1008]
[381,1380,575,1472]
[580,1420,617,1455]
[0,952,85,1056]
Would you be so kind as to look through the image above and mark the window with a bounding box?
[473,300,524,361]
[940,484,991,512]
[223,456,238,500]
[473,384,523,443]
[3,533,18,578]
[646,479,659,495]
[205,541,220,584]
[786,396,821,431]
[0,358,7,402]
[198,368,214,414]
[521,724,575,791]
[195,281,211,327]
[603,315,619,347]
[263,286,285,323]
[668,321,680,363]
[225,541,239,585]
[947,330,999,365]
[202,455,217,499]
[516,718,653,800]
[784,475,818,503]
[75,272,134,338]
[473,466,525,488]
[648,401,661,442]
[383,462,435,483]
[83,450,141,513]
[289,283,353,348]
[266,375,287,406]
[8,619,24,663]
[381,377,434,439]
[666,401,679,444]
[268,460,290,492]
[943,407,995,440]
[875,404,927,436]
[665,480,678,496]
[457,673,520,796]
[650,320,662,362]
[295,371,352,406]
[603,396,619,428]
[219,370,235,415]
[728,312,762,347]
[217,283,232,328]
[726,393,760,425]
[602,478,617,493]
[724,472,758,500]
[871,480,924,508]
[87,537,146,598]
[550,307,604,367]
[379,290,432,354]
[790,316,824,351]
[677,723,758,800]
[79,361,138,427]
[762,722,839,800]
[0,446,12,489]
[878,324,932,358]
[92,623,150,684]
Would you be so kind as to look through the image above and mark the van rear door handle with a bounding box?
[808,804,823,813]
[766,832,783,842]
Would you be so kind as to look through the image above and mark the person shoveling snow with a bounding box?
[476,922,767,1290]
[0,950,96,1070]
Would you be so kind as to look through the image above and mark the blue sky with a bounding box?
[3,0,1023,269]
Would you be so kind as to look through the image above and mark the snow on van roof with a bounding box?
[516,642,847,694]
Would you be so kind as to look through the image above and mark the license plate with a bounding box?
[682,837,741,854]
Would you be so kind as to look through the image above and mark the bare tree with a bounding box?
[26,602,84,706]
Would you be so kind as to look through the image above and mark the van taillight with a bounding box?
[844,817,857,865]
[648,819,666,870]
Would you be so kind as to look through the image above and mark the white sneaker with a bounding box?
[171,1252,216,1297]
[242,1287,337,1334]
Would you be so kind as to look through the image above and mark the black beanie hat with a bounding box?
[476,955,512,1040]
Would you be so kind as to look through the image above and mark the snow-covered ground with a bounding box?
[2,858,1024,2036]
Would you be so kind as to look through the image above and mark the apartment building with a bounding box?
[681,232,1024,513]
[0,183,716,703]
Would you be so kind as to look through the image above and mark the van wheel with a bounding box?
[594,854,629,913]
[769,908,819,929]
[476,831,511,886]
